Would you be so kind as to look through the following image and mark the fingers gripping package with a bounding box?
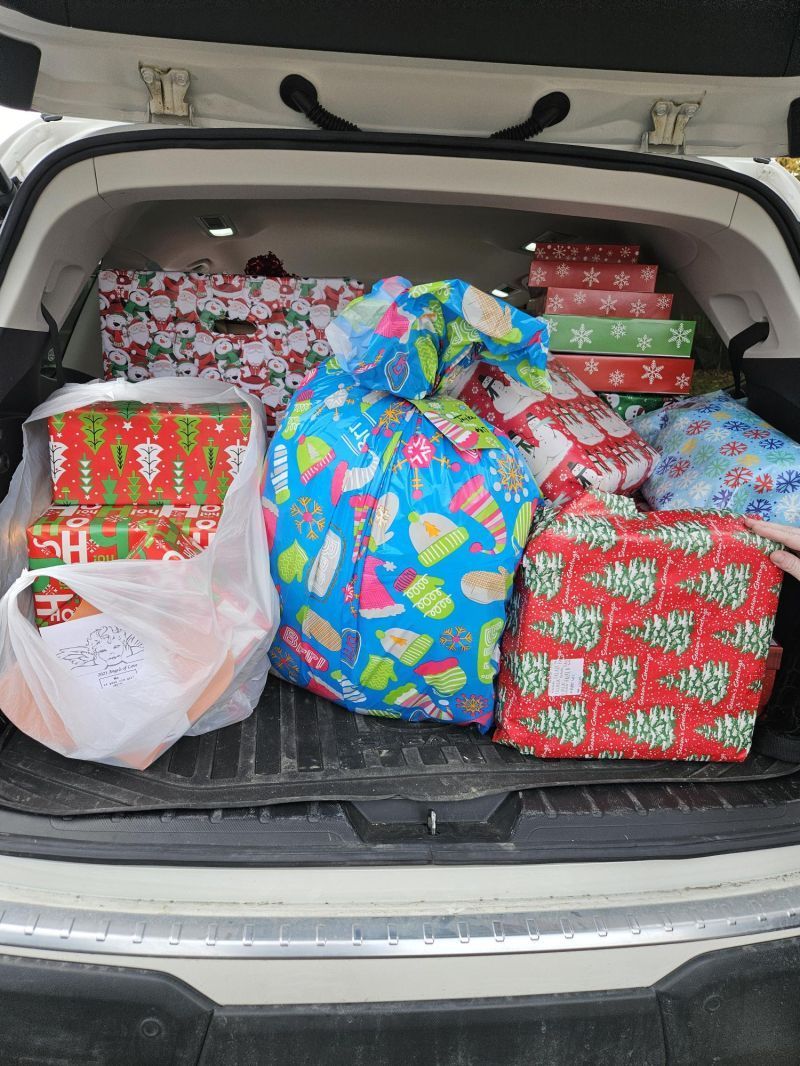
[636,391,800,519]
[262,277,549,730]
[494,491,783,761]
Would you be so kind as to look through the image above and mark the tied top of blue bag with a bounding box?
[325,276,550,400]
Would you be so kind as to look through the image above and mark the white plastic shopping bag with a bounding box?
[0,378,278,768]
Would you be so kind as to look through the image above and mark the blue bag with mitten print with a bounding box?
[261,277,549,730]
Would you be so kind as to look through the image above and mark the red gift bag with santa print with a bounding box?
[448,359,659,503]
[99,270,364,436]
[494,491,783,762]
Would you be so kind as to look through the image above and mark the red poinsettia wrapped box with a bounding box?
[27,503,220,626]
[494,491,783,761]
[48,400,250,507]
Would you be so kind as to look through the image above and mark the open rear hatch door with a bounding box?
[2,0,800,155]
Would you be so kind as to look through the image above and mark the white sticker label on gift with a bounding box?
[548,658,584,697]
[40,612,147,691]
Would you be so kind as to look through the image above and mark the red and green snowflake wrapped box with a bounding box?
[494,491,783,762]
[27,503,220,626]
[48,400,251,507]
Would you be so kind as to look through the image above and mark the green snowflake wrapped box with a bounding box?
[544,314,696,357]
[48,400,251,507]
[494,490,783,761]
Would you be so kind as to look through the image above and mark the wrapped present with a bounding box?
[759,641,783,711]
[556,354,694,394]
[541,288,673,318]
[100,270,364,435]
[545,315,695,356]
[27,504,219,626]
[449,359,659,503]
[533,243,640,263]
[528,262,658,292]
[494,491,783,761]
[49,400,250,506]
[263,276,548,731]
[600,393,677,422]
[637,391,800,519]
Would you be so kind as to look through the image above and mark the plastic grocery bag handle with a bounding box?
[40,302,64,389]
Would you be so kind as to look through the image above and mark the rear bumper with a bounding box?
[5,935,800,1066]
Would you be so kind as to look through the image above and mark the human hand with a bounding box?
[744,516,800,581]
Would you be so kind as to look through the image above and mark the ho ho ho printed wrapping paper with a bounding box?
[262,277,550,731]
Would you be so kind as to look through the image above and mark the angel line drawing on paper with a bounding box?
[56,624,143,671]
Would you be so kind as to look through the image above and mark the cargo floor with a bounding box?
[0,677,796,816]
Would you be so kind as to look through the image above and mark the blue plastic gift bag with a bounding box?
[637,390,800,519]
[261,277,549,730]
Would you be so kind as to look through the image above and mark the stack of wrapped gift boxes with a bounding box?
[28,399,250,626]
[527,242,696,420]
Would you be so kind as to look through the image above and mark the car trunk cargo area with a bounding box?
[1,133,800,852]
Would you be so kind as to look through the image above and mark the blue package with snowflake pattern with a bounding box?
[636,390,800,519]
[261,278,548,731]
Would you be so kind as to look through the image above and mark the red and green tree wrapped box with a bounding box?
[27,503,221,626]
[545,314,695,356]
[541,288,673,318]
[494,491,783,761]
[48,400,251,507]
[528,262,658,291]
[533,243,641,263]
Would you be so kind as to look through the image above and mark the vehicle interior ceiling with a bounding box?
[1,171,800,826]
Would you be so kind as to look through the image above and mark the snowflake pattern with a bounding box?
[690,480,713,502]
[636,334,653,352]
[545,317,559,334]
[599,295,617,314]
[556,263,570,278]
[744,428,770,440]
[547,294,564,312]
[668,323,692,348]
[629,299,647,317]
[712,487,734,507]
[686,419,711,436]
[551,244,567,259]
[290,496,326,540]
[610,322,627,339]
[720,440,747,457]
[656,294,672,310]
[583,358,600,375]
[759,436,785,451]
[573,290,587,305]
[529,267,547,286]
[440,626,473,652]
[641,359,664,384]
[402,433,435,467]
[570,324,594,348]
[670,459,691,479]
[641,266,656,281]
[779,496,800,521]
[582,267,601,287]
[455,693,490,718]
[613,271,631,289]
[745,498,773,519]
[754,473,774,495]
[609,370,626,387]
[492,452,530,503]
[777,470,800,493]
[620,246,634,259]
[675,373,692,390]
[724,465,753,488]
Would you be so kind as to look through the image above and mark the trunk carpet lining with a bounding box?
[0,678,795,816]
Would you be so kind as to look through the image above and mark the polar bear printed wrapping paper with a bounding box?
[449,358,660,503]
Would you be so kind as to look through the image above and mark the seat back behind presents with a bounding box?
[99,271,364,435]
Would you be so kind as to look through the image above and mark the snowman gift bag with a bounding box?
[262,277,549,730]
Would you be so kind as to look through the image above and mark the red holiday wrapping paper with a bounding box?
[542,288,673,318]
[99,270,364,435]
[528,262,658,292]
[494,492,783,761]
[533,243,640,263]
[450,360,659,503]
[28,504,220,626]
[555,354,694,394]
[48,400,250,507]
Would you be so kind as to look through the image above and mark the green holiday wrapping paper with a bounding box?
[545,314,695,356]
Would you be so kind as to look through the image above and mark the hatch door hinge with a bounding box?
[640,99,701,154]
[140,66,193,125]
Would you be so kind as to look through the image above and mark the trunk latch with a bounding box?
[641,99,701,154]
[140,66,193,125]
